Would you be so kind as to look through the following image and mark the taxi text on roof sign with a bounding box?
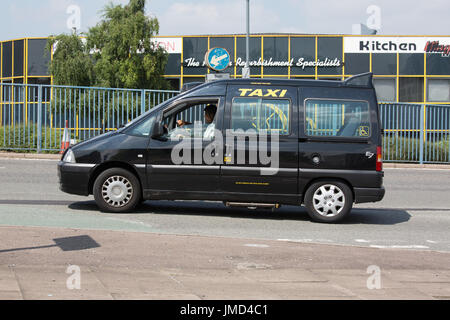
[238,89,288,98]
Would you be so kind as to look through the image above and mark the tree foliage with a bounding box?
[47,0,169,90]
[46,34,94,87]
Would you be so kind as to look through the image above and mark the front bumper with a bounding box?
[57,161,95,196]
[354,186,385,204]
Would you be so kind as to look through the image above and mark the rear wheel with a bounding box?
[93,168,141,213]
[304,181,353,223]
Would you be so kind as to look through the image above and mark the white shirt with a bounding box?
[203,123,215,139]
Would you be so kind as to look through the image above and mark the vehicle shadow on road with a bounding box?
[341,208,411,225]
[68,200,411,225]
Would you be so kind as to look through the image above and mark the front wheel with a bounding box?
[304,181,353,223]
[93,168,141,213]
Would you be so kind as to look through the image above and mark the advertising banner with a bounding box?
[151,37,182,54]
[344,37,450,56]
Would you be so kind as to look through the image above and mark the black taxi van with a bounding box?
[58,72,385,223]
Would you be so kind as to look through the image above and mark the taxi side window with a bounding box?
[305,99,371,138]
[125,114,156,137]
[164,103,211,140]
[231,98,290,135]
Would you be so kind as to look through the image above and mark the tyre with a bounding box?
[304,181,353,223]
[93,168,141,213]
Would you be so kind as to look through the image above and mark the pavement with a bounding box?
[1,225,450,300]
[0,152,62,160]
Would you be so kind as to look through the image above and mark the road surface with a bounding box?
[0,158,449,252]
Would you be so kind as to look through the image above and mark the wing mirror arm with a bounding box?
[151,121,168,141]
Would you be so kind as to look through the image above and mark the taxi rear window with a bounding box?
[305,99,371,138]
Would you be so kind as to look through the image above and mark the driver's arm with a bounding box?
[176,120,192,127]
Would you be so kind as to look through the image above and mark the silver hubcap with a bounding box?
[102,175,133,208]
[312,184,345,217]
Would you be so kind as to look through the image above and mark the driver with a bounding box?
[176,104,217,139]
[202,104,217,139]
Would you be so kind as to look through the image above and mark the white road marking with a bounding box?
[426,240,438,244]
[370,245,430,249]
[278,239,434,250]
[0,167,5,169]
[244,244,269,248]
[278,239,313,243]
[277,238,335,244]
[105,217,153,228]
[315,239,334,243]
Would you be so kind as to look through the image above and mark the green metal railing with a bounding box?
[1,82,449,164]
[0,83,178,152]
[380,103,450,164]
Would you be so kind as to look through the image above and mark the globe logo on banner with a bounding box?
[205,47,231,72]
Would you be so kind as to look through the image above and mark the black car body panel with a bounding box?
[58,162,93,196]
[58,73,385,207]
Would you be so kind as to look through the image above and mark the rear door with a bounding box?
[220,84,299,205]
[298,86,380,193]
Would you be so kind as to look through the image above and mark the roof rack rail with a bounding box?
[181,82,204,92]
[344,72,373,88]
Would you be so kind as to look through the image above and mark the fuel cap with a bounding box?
[312,155,320,164]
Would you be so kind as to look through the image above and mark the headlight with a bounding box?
[63,149,76,163]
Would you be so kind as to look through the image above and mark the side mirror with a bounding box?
[151,121,166,140]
